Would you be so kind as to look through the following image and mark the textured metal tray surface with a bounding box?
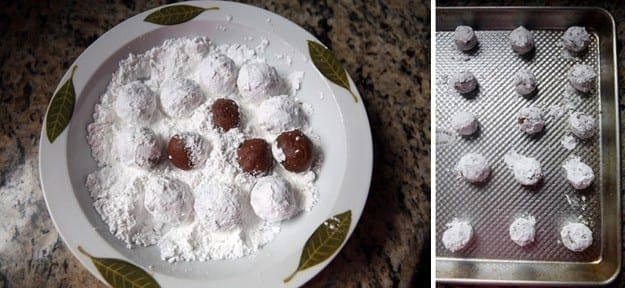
[435,7,620,285]
[436,29,601,262]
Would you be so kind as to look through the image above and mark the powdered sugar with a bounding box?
[86,36,320,262]
[562,156,594,190]
[509,215,536,247]
[504,150,543,186]
[257,95,304,134]
[561,135,578,150]
[176,133,210,168]
[560,222,593,252]
[442,219,473,252]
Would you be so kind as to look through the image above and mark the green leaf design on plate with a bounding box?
[46,65,77,143]
[283,210,352,283]
[78,246,160,288]
[307,41,358,103]
[144,4,219,25]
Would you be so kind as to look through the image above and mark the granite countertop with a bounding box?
[436,0,625,287]
[0,0,430,287]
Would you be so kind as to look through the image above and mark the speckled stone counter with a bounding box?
[437,1,624,287]
[0,0,430,287]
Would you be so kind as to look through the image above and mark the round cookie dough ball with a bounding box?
[117,127,161,169]
[257,95,304,134]
[159,78,205,118]
[451,111,478,136]
[114,81,156,124]
[504,151,543,186]
[450,71,478,94]
[250,176,298,222]
[167,133,210,170]
[144,177,194,225]
[454,25,477,51]
[517,107,545,135]
[509,216,536,247]
[211,98,240,131]
[563,26,591,53]
[237,62,282,102]
[509,26,535,55]
[562,157,594,190]
[275,130,314,173]
[200,53,238,96]
[567,64,597,93]
[194,181,241,231]
[442,219,473,252]
[569,112,595,139]
[561,222,592,252]
[238,138,274,176]
[514,69,537,96]
[456,153,490,183]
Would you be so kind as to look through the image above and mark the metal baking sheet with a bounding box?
[435,7,620,285]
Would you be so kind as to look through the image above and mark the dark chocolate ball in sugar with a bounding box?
[212,98,240,131]
[167,133,207,170]
[276,130,314,173]
[237,138,273,176]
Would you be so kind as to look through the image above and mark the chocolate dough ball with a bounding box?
[509,26,534,55]
[563,26,591,53]
[276,130,314,173]
[569,112,596,139]
[238,138,273,176]
[167,133,209,170]
[567,64,597,93]
[454,25,478,51]
[212,98,240,131]
[450,71,477,94]
[517,107,545,135]
[117,127,161,169]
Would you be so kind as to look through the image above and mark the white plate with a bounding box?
[39,1,372,287]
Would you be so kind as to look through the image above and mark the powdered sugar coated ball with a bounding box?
[257,95,304,134]
[442,219,473,252]
[237,62,282,102]
[159,79,205,118]
[517,107,545,135]
[454,25,477,51]
[451,111,478,136]
[509,216,536,247]
[569,112,595,139]
[567,64,596,93]
[450,71,477,94]
[561,222,592,252]
[456,153,490,183]
[114,81,156,124]
[504,151,543,186]
[514,69,537,96]
[562,157,594,190]
[117,127,161,169]
[509,26,534,55]
[194,181,241,231]
[250,176,297,222]
[563,26,591,53]
[144,177,194,225]
[199,53,238,96]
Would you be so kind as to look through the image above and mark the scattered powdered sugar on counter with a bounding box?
[86,36,320,262]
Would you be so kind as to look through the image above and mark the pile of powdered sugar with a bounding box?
[86,36,320,262]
